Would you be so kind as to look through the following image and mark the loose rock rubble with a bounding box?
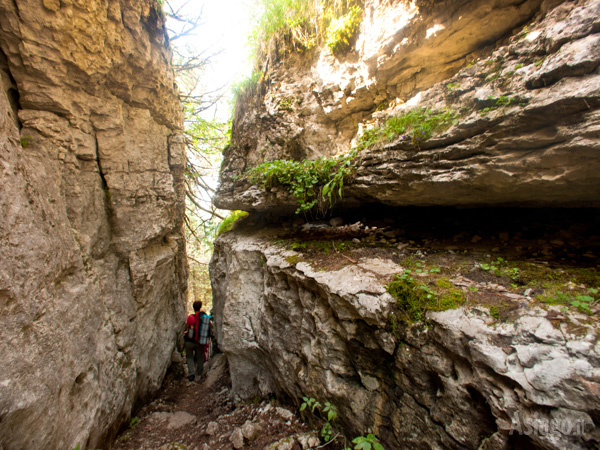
[112,354,318,449]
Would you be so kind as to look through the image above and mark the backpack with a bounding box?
[186,312,207,343]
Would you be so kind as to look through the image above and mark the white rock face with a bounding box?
[210,228,600,449]
[215,0,600,211]
[0,1,186,448]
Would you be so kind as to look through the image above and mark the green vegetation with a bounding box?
[446,82,460,91]
[570,289,598,314]
[386,269,465,323]
[352,434,385,450]
[20,137,30,148]
[358,107,459,150]
[326,5,362,54]
[278,97,295,111]
[480,96,524,114]
[241,106,461,215]
[300,397,385,449]
[249,0,362,65]
[283,239,354,253]
[129,417,140,429]
[488,305,501,321]
[244,150,358,215]
[216,211,249,236]
[514,63,523,70]
[300,397,338,443]
[476,257,520,281]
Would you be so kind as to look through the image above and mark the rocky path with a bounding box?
[111,354,319,450]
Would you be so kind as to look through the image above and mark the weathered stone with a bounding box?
[296,432,321,449]
[206,421,219,436]
[265,436,295,450]
[230,427,245,449]
[215,0,600,212]
[167,411,196,430]
[241,420,263,442]
[210,227,600,449]
[0,1,185,448]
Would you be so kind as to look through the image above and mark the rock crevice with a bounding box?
[0,1,186,448]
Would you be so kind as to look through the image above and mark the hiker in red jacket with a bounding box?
[184,301,211,381]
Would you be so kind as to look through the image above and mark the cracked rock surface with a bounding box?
[0,1,186,448]
[210,220,600,449]
[215,0,600,212]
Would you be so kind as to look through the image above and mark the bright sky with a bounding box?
[166,0,255,121]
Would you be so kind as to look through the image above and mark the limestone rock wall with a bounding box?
[210,228,600,449]
[215,0,600,211]
[0,1,186,448]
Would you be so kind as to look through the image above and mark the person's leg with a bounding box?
[185,341,196,380]
[195,342,204,375]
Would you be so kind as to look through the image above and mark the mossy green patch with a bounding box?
[216,211,249,236]
[386,271,465,324]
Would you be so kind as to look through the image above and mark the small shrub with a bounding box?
[326,5,362,54]
[243,150,358,216]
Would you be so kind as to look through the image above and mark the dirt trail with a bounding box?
[111,354,315,450]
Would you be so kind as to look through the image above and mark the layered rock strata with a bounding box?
[211,0,600,449]
[210,227,600,449]
[215,0,600,212]
[0,1,186,448]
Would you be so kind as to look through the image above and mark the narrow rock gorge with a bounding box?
[211,0,600,449]
[0,1,186,448]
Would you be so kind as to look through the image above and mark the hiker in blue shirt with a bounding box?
[184,301,212,381]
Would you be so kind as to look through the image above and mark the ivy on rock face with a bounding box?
[243,150,358,216]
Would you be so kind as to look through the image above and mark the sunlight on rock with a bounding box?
[426,24,445,39]
[526,30,542,41]
[357,1,419,59]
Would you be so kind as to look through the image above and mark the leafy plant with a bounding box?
[323,402,337,422]
[326,5,362,54]
[300,396,322,413]
[129,417,140,429]
[476,257,520,281]
[352,433,385,450]
[243,150,358,216]
[321,421,333,441]
[571,288,599,314]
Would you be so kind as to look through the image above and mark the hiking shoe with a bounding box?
[188,375,195,382]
